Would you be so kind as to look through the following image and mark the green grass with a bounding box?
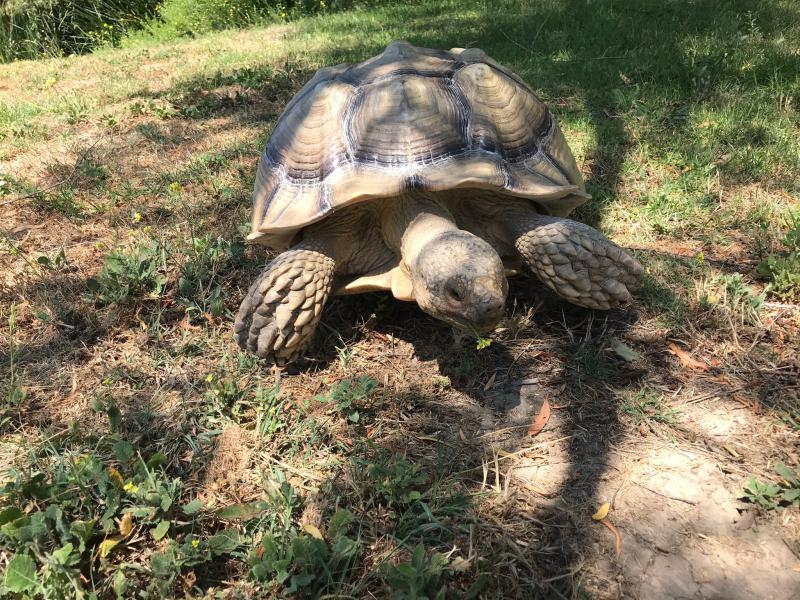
[1,0,799,597]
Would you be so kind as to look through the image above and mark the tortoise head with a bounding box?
[410,230,508,334]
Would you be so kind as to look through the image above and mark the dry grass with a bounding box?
[1,1,799,598]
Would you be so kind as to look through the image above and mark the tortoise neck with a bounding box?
[381,192,460,268]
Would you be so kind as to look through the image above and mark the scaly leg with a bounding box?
[508,212,643,310]
[234,240,335,364]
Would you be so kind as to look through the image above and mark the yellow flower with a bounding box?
[123,482,139,494]
[133,212,142,223]
[205,374,214,383]
[191,539,200,548]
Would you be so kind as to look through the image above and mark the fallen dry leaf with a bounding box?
[667,342,708,371]
[592,502,611,521]
[609,338,641,362]
[117,513,134,537]
[302,524,324,540]
[107,467,124,490]
[527,398,551,436]
[483,372,497,391]
[98,537,121,559]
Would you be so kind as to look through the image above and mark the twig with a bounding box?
[599,519,622,557]
[763,302,798,310]
[264,454,322,481]
[633,480,697,505]
[682,386,746,405]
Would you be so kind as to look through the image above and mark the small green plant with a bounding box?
[475,336,492,350]
[99,113,118,128]
[249,507,361,595]
[742,463,800,510]
[362,452,428,510]
[62,95,89,124]
[622,387,679,429]
[255,379,286,438]
[383,544,449,600]
[697,272,764,325]
[319,376,376,424]
[757,213,800,300]
[76,155,108,184]
[177,235,243,321]
[335,342,355,369]
[34,186,84,217]
[86,239,167,305]
[130,99,177,119]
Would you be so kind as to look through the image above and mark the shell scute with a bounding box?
[249,41,589,248]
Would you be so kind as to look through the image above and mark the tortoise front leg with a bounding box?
[234,240,336,365]
[505,211,644,310]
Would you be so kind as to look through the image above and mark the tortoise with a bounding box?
[234,41,644,364]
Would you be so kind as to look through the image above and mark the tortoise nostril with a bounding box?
[481,299,503,316]
[445,281,464,303]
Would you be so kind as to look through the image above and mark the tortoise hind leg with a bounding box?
[234,240,336,365]
[506,212,644,310]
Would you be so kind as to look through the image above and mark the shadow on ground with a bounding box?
[2,0,799,596]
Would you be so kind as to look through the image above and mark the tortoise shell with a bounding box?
[249,41,589,249]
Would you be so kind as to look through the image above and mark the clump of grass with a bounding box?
[86,239,167,305]
[177,234,244,321]
[757,213,800,300]
[0,0,161,62]
[621,386,680,430]
[696,271,764,326]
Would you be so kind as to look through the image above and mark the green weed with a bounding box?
[61,96,89,125]
[0,433,240,598]
[383,544,450,600]
[86,239,168,305]
[249,504,361,596]
[621,387,680,429]
[697,272,764,326]
[318,376,376,424]
[742,463,800,510]
[33,187,84,218]
[178,234,244,321]
[758,213,800,300]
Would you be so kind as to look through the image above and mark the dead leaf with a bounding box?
[610,338,640,362]
[107,467,124,490]
[98,537,121,559]
[302,524,323,540]
[527,398,551,436]
[592,502,611,521]
[483,372,497,391]
[723,444,741,459]
[458,429,468,444]
[117,513,134,537]
[449,556,471,572]
[667,342,708,371]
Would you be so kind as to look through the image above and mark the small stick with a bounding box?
[600,519,622,557]
[633,481,697,505]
